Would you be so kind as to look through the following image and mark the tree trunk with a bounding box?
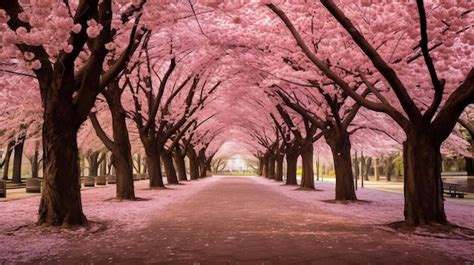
[316,156,320,181]
[385,156,393,181]
[360,153,366,180]
[38,112,86,226]
[199,160,207,178]
[100,153,107,176]
[275,153,284,181]
[144,144,164,188]
[12,135,25,184]
[262,154,269,178]
[162,151,179,184]
[353,151,359,183]
[113,151,135,200]
[268,152,276,180]
[327,132,357,201]
[135,153,142,174]
[175,155,187,181]
[300,142,314,189]
[285,149,298,185]
[88,152,100,177]
[197,149,207,178]
[364,157,372,181]
[466,139,474,176]
[109,153,115,176]
[31,141,40,178]
[188,148,199,180]
[374,158,379,181]
[2,141,14,180]
[206,157,213,172]
[466,157,474,176]
[257,156,263,176]
[403,132,446,225]
[107,95,136,199]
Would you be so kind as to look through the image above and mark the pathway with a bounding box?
[46,176,461,264]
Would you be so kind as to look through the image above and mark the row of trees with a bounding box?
[236,1,473,226]
[0,0,231,227]
[0,1,472,229]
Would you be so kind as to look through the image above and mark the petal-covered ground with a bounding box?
[1,176,473,264]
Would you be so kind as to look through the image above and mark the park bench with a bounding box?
[443,183,466,198]
[25,178,41,193]
[107,175,116,184]
[133,174,140,181]
[95,176,107,185]
[0,180,6,198]
[84,176,95,187]
[140,174,147,180]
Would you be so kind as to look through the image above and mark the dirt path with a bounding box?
[47,176,461,264]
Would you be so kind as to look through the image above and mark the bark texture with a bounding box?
[145,144,164,188]
[174,152,188,181]
[1,141,14,180]
[38,110,86,226]
[275,153,284,182]
[188,148,199,180]
[268,152,276,180]
[285,149,298,185]
[12,135,25,183]
[403,131,446,225]
[327,131,357,201]
[300,142,314,189]
[162,151,179,184]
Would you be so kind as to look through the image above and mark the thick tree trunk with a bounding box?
[38,113,86,226]
[2,141,14,180]
[327,132,357,201]
[113,152,135,200]
[403,132,446,225]
[268,152,276,180]
[285,149,298,185]
[174,153,187,181]
[12,135,25,183]
[300,142,314,189]
[275,153,284,182]
[197,150,207,178]
[162,151,179,184]
[144,144,164,188]
[108,98,135,199]
[188,148,199,180]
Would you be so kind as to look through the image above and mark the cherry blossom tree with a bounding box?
[0,0,146,226]
[267,1,473,225]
